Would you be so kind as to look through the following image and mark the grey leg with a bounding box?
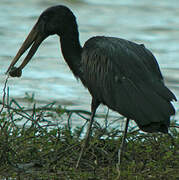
[76,99,99,168]
[118,118,129,166]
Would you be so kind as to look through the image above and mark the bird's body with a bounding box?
[6,5,176,167]
[80,36,176,133]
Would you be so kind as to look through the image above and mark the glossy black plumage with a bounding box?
[81,36,176,133]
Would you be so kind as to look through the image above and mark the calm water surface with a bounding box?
[0,0,179,124]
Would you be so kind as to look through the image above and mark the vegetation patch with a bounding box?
[0,92,179,179]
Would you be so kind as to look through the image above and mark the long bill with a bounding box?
[6,22,47,75]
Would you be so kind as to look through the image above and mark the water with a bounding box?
[0,0,179,124]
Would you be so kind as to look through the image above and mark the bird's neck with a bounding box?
[59,32,82,78]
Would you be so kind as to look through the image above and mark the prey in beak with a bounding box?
[6,19,47,77]
[6,5,76,77]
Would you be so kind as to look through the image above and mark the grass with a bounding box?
[0,91,179,179]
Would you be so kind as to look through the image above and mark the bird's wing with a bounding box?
[82,36,176,133]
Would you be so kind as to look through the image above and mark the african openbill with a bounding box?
[6,5,176,168]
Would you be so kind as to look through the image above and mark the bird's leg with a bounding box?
[76,99,99,168]
[117,118,129,167]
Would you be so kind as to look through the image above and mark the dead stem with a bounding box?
[0,75,9,114]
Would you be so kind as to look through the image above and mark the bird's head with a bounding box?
[6,5,76,76]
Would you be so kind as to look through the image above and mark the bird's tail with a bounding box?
[110,80,176,133]
[133,81,176,133]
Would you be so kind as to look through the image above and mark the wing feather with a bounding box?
[82,36,176,133]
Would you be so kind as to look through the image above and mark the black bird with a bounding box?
[6,5,176,167]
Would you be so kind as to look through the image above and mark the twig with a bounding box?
[0,75,9,114]
[170,125,179,129]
